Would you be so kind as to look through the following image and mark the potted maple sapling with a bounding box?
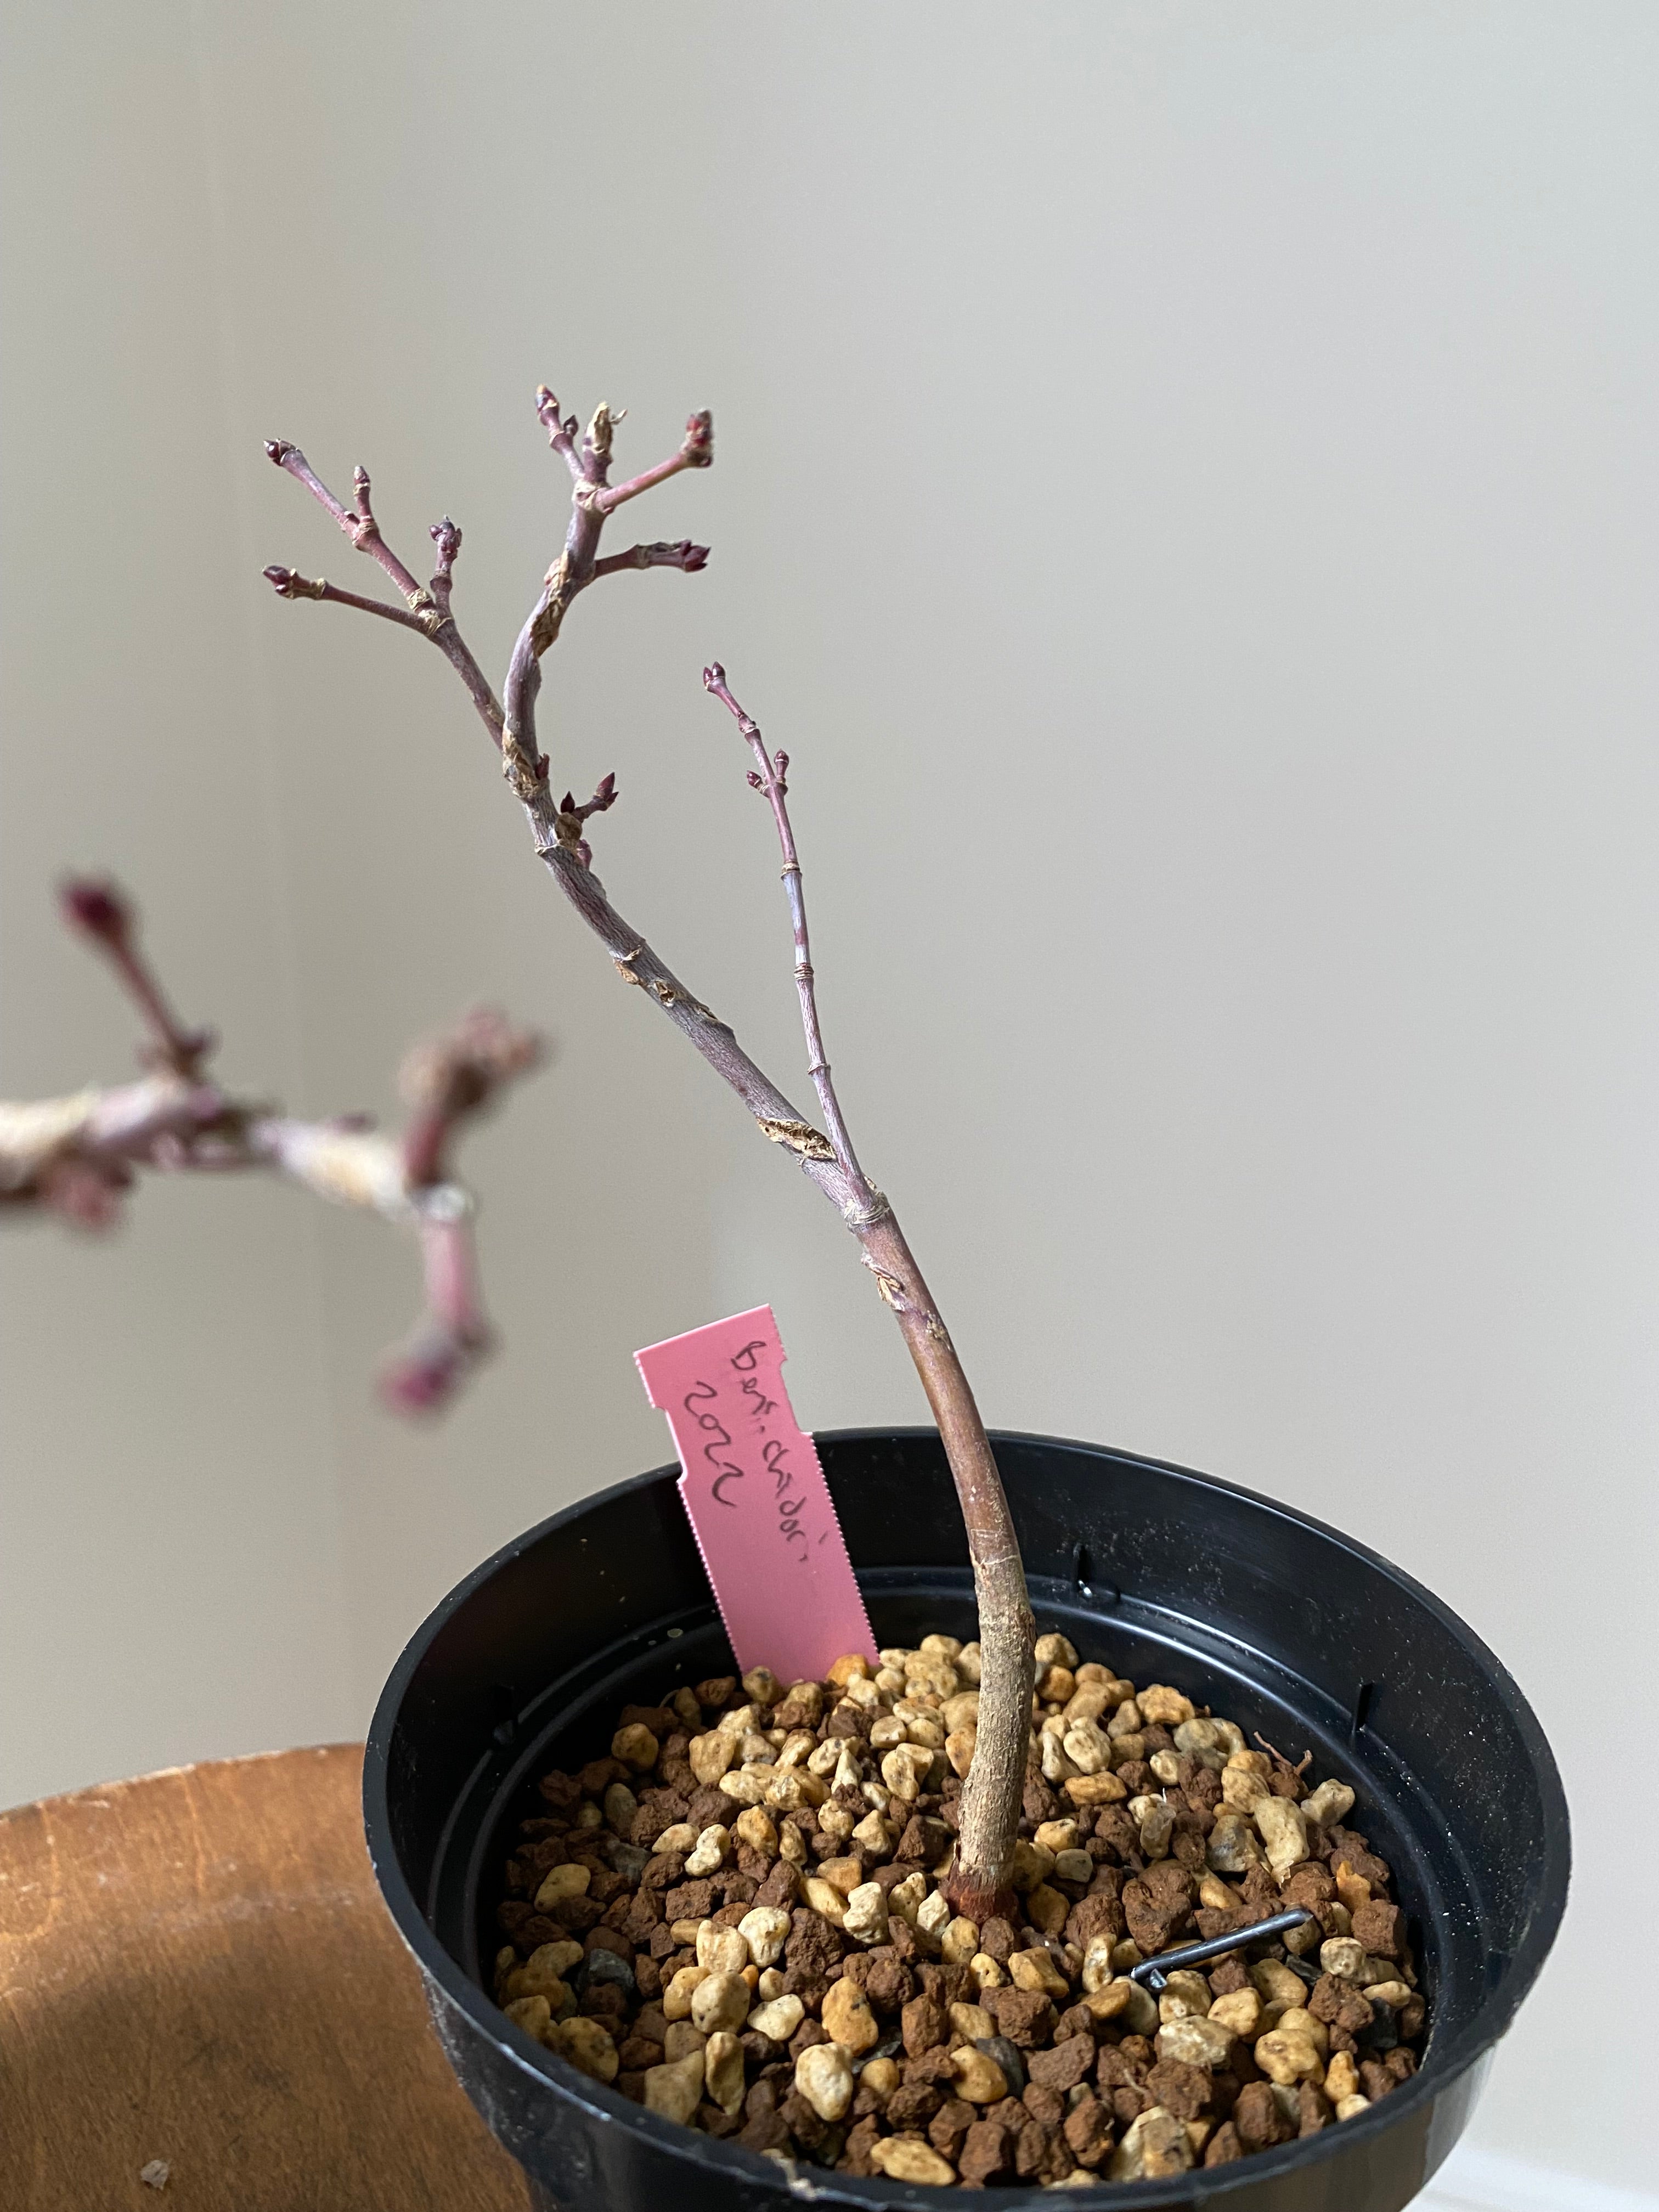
[0,877,539,1409]
[261,387,1565,2207]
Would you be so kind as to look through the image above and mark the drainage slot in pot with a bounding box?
[1070,1539,1120,1606]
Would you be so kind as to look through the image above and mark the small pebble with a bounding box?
[660,1966,704,2021]
[748,1993,804,2041]
[703,2029,745,2114]
[1079,1936,1115,1993]
[881,1744,932,1801]
[1025,1881,1068,1936]
[695,1925,748,1974]
[503,1994,551,2039]
[690,1971,749,2035]
[1157,1970,1212,2021]
[1252,1958,1307,2011]
[916,1889,952,1938]
[1064,1768,1127,1806]
[794,2039,854,2121]
[532,1863,589,1911]
[764,1768,823,1813]
[822,1976,879,2053]
[1321,1936,1369,1982]
[1172,1717,1226,1761]
[1158,2015,1234,2069]
[803,1875,848,1924]
[1254,1796,1310,1874]
[682,1822,729,1876]
[942,1689,980,1731]
[1062,1718,1112,1774]
[1116,1980,1161,2037]
[977,2033,1026,2096]
[581,1948,635,2000]
[644,2051,705,2124]
[1255,2028,1324,2087]
[861,2055,901,2097]
[1207,1987,1262,2038]
[1325,2050,1361,2103]
[950,2044,1008,2102]
[603,1781,638,1831]
[1365,1978,1413,2009]
[732,1805,777,1854]
[610,1723,658,1772]
[1007,1948,1069,2000]
[1303,1777,1356,1828]
[935,1913,977,1963]
[1206,1809,1261,1871]
[1222,1763,1271,1812]
[887,1870,927,1923]
[1112,2106,1194,2180]
[547,2016,618,2083]
[1138,1684,1195,1725]
[737,1904,791,1967]
[870,2136,956,2183]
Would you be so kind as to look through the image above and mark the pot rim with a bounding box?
[364,1425,1570,2204]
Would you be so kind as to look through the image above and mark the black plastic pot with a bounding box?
[364,1429,1569,2210]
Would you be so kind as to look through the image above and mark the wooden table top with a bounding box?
[0,1743,530,2211]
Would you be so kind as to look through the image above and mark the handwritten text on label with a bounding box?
[635,1306,874,1685]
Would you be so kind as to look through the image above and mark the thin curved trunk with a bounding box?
[264,391,1037,1903]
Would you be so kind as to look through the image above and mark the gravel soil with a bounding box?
[490,1632,1425,2187]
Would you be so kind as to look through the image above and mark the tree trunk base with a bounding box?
[939,1852,1017,1930]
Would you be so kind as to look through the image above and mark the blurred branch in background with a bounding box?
[0,878,542,1414]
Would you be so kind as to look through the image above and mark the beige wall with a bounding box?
[3,2,1654,2193]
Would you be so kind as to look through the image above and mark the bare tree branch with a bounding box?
[583,410,713,518]
[428,516,462,619]
[264,390,1034,1905]
[263,441,505,738]
[2,881,541,1415]
[590,539,710,582]
[61,877,215,1077]
[701,664,868,1189]
[536,384,584,479]
[262,566,431,635]
[699,663,1034,1918]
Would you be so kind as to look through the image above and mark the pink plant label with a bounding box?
[635,1305,875,1684]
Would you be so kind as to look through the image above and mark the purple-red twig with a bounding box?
[701,664,868,1191]
[61,878,215,1077]
[1,880,540,1415]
